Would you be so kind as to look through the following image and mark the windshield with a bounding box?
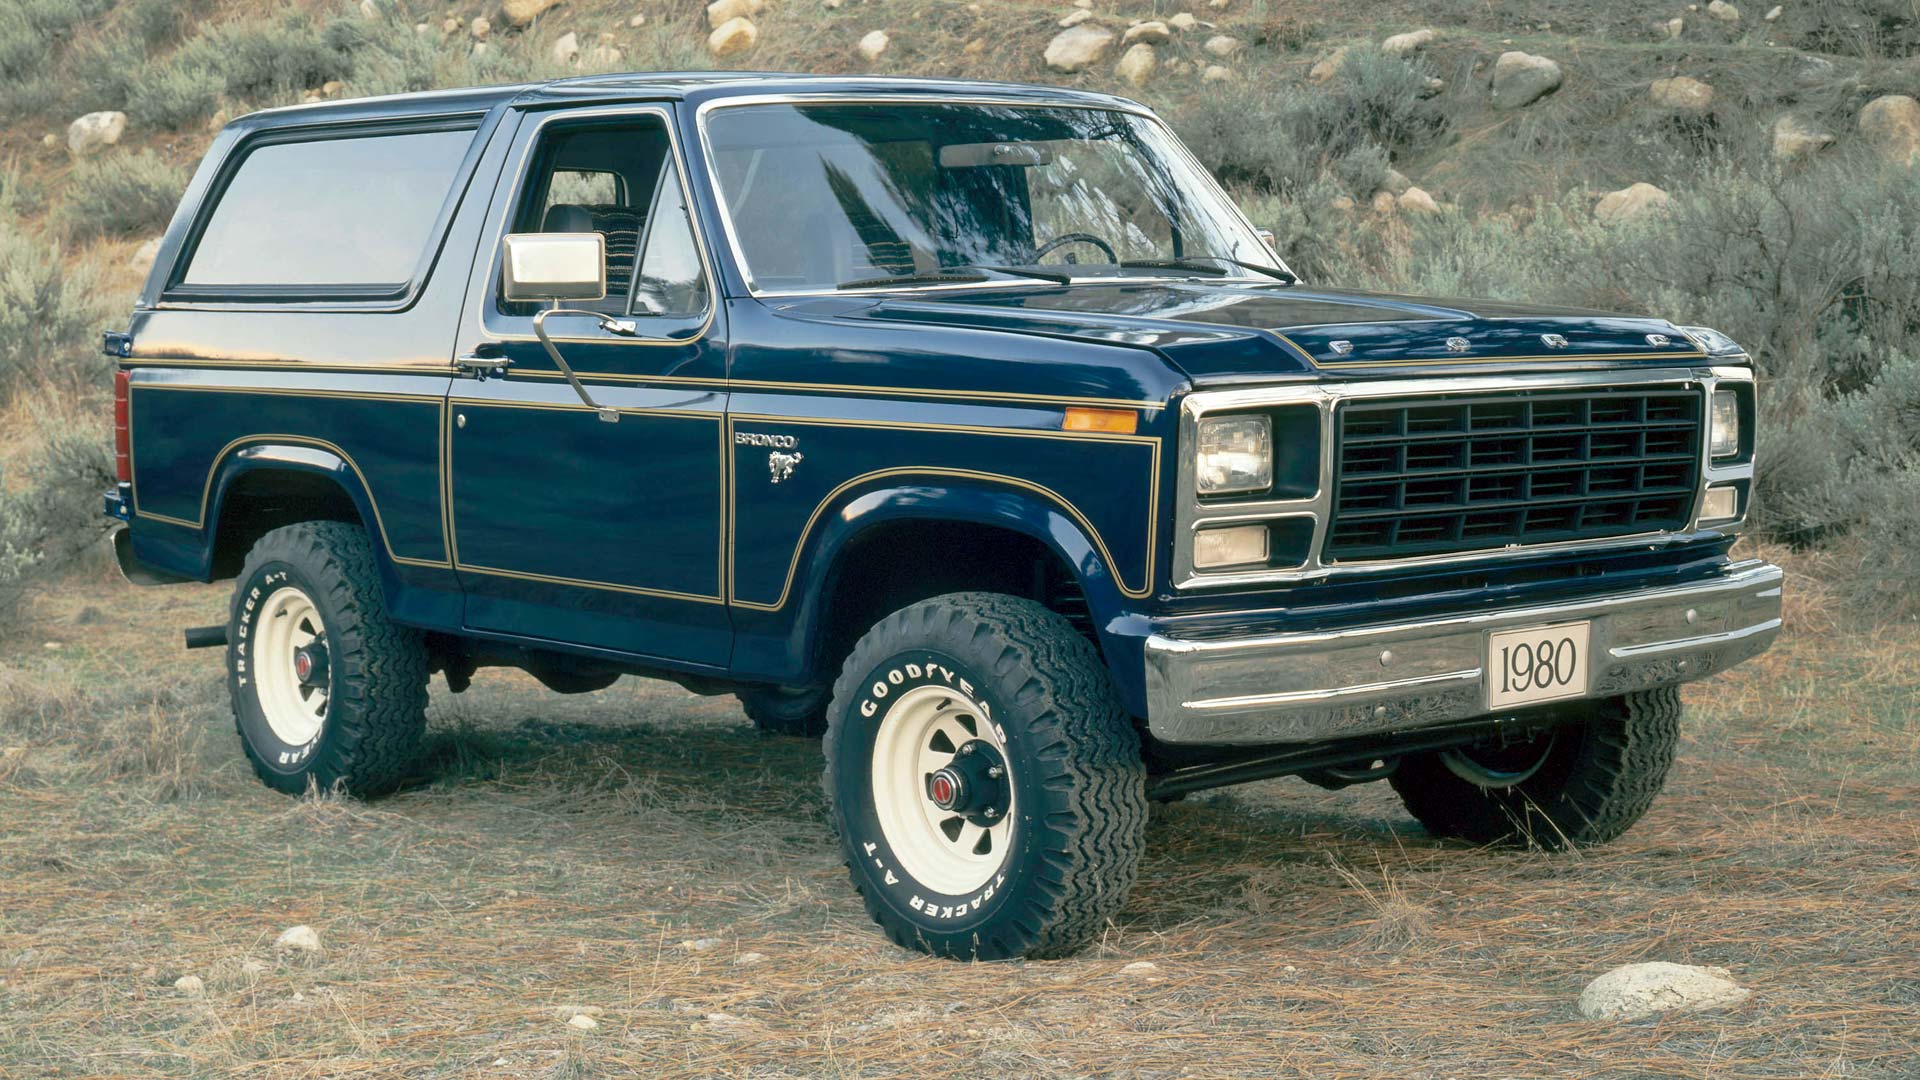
[702,101,1275,293]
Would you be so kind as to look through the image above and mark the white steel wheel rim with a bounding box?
[869,683,1014,896]
[254,586,329,746]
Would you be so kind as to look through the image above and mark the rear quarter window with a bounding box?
[179,127,475,291]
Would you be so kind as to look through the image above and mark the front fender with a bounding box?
[765,475,1153,711]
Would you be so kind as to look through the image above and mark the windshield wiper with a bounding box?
[1119,257,1297,285]
[835,271,990,291]
[962,264,1073,285]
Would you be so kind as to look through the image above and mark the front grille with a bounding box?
[1327,387,1702,562]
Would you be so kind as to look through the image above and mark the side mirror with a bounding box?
[502,232,606,303]
[1254,228,1277,253]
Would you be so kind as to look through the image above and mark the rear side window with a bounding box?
[180,128,474,290]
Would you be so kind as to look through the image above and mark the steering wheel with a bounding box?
[1033,232,1118,264]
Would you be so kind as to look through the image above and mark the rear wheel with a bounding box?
[227,522,429,796]
[824,592,1146,960]
[1389,689,1682,848]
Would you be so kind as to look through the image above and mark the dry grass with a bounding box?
[0,563,1914,1079]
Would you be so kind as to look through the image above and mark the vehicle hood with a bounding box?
[847,281,1707,383]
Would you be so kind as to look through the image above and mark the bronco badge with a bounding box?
[768,451,803,484]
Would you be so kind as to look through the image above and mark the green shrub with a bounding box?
[127,63,223,130]
[0,402,114,629]
[56,151,188,244]
[168,16,356,103]
[0,223,107,392]
[0,0,113,80]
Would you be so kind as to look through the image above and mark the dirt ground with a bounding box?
[0,561,1915,1079]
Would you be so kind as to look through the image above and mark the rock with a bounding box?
[1771,114,1834,161]
[1859,95,1920,165]
[701,1011,754,1030]
[856,30,889,62]
[470,16,491,40]
[707,16,758,58]
[628,13,646,28]
[1398,186,1440,214]
[67,111,128,156]
[1170,12,1197,31]
[240,959,269,977]
[1649,76,1714,111]
[586,42,620,66]
[1381,28,1436,56]
[734,952,767,966]
[566,1013,598,1030]
[1074,0,1092,7]
[359,0,382,17]
[1123,20,1170,45]
[1116,43,1156,87]
[1707,0,1740,22]
[1790,53,1832,87]
[471,41,490,58]
[680,937,723,952]
[415,21,432,34]
[551,31,580,66]
[41,133,58,148]
[1578,962,1750,1021]
[1382,167,1412,195]
[1489,51,1563,110]
[130,238,163,273]
[1202,34,1241,58]
[1422,76,1446,95]
[1328,194,1356,211]
[1666,16,1685,37]
[1370,190,1397,214]
[173,974,205,996]
[1594,182,1672,224]
[1202,64,1234,82]
[1765,4,1782,20]
[962,37,984,56]
[274,925,322,954]
[706,0,762,29]
[1121,960,1160,976]
[441,16,460,33]
[1308,46,1348,84]
[555,1004,603,1021]
[1058,9,1092,28]
[500,0,562,28]
[1044,24,1116,73]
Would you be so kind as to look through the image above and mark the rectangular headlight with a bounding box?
[1710,389,1740,459]
[1196,415,1272,495]
[1194,524,1269,569]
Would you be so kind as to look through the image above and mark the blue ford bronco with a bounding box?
[105,73,1782,960]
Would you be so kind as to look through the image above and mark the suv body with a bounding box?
[106,74,1782,959]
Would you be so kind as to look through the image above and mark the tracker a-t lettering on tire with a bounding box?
[106,73,1783,959]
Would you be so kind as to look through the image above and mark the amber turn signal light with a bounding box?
[1062,407,1138,434]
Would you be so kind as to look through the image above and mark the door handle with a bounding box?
[456,354,513,381]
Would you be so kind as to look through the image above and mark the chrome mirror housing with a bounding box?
[501,233,607,303]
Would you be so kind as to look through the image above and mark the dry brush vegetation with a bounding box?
[1,0,1919,1076]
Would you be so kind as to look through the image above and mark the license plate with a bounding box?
[1486,621,1591,709]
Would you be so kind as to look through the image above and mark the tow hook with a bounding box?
[183,625,228,650]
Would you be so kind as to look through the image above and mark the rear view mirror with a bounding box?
[938,142,1056,169]
[502,233,606,302]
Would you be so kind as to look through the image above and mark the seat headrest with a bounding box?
[541,203,595,234]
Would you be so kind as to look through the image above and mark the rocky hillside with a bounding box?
[2,0,1920,621]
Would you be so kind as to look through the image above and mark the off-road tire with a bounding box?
[1389,689,1682,849]
[227,522,429,796]
[823,592,1147,960]
[738,686,831,737]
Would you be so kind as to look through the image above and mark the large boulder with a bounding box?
[1771,115,1835,162]
[550,30,580,66]
[1116,43,1157,88]
[1044,24,1116,73]
[708,16,758,57]
[1707,0,1740,22]
[1381,28,1436,56]
[1649,76,1714,111]
[1123,21,1171,46]
[1859,95,1920,166]
[1578,963,1750,1021]
[1594,182,1672,224]
[500,0,561,28]
[67,111,128,156]
[856,30,890,62]
[1203,34,1242,58]
[1490,51,1563,110]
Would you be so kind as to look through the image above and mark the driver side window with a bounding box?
[509,117,709,320]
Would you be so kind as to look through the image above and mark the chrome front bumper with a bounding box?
[1143,560,1783,745]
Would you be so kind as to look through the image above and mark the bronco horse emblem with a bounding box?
[768,451,803,484]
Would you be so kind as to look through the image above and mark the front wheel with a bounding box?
[823,592,1147,960]
[1389,689,1682,849]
